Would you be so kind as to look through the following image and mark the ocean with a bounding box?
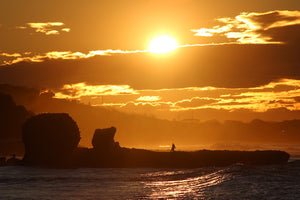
[1,160,300,200]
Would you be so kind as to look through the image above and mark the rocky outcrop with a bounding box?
[92,127,120,152]
[22,113,80,167]
[0,93,33,155]
[19,118,290,168]
[0,93,33,139]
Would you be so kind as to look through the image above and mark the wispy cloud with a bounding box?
[120,101,173,113]
[54,82,138,99]
[17,22,70,35]
[137,96,161,102]
[171,79,300,112]
[192,10,300,44]
[61,28,70,32]
[52,79,300,115]
[0,52,21,57]
[174,97,219,108]
[9,9,299,66]
[1,49,147,66]
[0,42,237,66]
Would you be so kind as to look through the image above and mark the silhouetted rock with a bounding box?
[19,118,290,168]
[0,157,5,166]
[74,127,290,168]
[6,154,21,166]
[0,93,33,155]
[92,127,120,152]
[22,113,80,167]
[0,93,33,139]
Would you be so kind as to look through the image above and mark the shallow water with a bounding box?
[0,161,299,199]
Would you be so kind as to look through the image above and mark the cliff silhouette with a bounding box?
[0,93,33,155]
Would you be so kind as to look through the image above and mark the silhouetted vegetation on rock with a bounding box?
[22,113,80,167]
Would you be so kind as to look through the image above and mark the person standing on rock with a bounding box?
[170,143,176,152]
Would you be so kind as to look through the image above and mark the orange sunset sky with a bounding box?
[1,0,300,125]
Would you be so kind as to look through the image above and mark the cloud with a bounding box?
[0,42,299,91]
[71,78,300,122]
[192,10,300,44]
[171,79,300,112]
[0,42,238,66]
[174,97,218,108]
[50,79,300,116]
[1,49,146,66]
[54,82,139,99]
[15,26,27,29]
[120,101,173,113]
[44,30,59,35]
[137,96,161,102]
[0,52,21,57]
[17,22,70,35]
[61,28,70,32]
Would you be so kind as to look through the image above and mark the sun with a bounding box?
[148,36,178,54]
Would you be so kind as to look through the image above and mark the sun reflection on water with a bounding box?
[144,168,234,199]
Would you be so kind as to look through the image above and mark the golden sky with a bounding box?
[0,0,300,122]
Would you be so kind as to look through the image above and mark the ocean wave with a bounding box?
[0,162,299,200]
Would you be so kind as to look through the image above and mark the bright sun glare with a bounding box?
[148,36,178,54]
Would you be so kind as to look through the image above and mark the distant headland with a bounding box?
[1,113,290,168]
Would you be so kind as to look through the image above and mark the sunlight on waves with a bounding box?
[145,168,233,198]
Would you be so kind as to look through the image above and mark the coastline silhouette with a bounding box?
[0,90,293,168]
[17,113,289,168]
[1,85,300,153]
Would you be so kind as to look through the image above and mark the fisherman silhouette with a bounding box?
[170,143,176,152]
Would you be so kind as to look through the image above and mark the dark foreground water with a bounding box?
[0,161,300,200]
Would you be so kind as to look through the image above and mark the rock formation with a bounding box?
[92,127,120,152]
[19,118,290,168]
[0,93,32,139]
[0,93,33,155]
[22,113,80,166]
